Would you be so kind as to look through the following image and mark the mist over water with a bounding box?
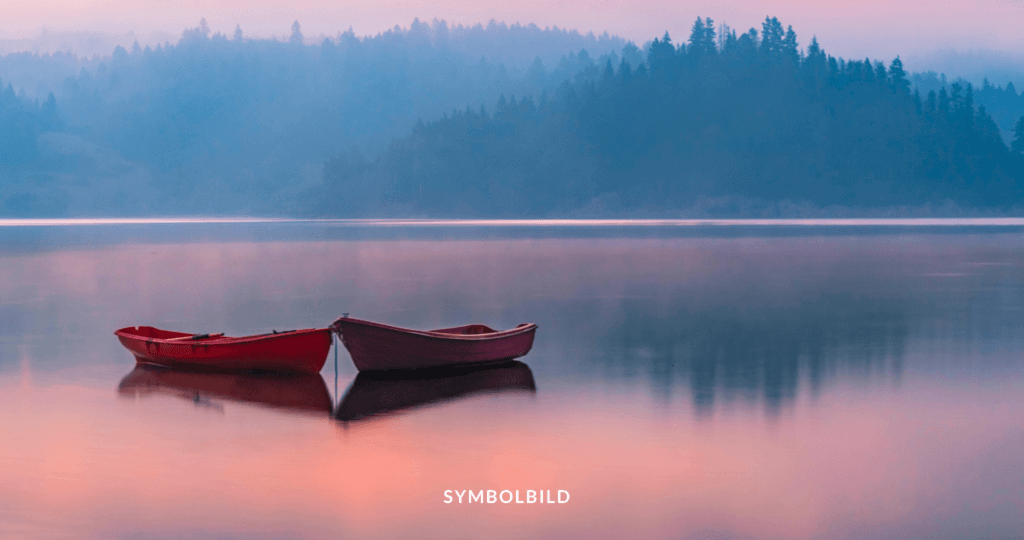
[1,223,1023,538]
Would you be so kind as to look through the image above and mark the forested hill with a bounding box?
[313,17,1024,217]
[0,19,627,217]
[4,17,1024,217]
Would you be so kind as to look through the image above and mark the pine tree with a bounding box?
[647,33,676,73]
[938,87,950,115]
[1013,116,1024,154]
[618,57,632,82]
[976,106,1002,146]
[181,18,210,42]
[950,82,963,104]
[759,17,784,57]
[782,26,799,63]
[874,62,887,85]
[703,18,717,55]
[888,57,909,95]
[806,36,821,58]
[863,59,875,83]
[736,29,758,57]
[688,17,707,57]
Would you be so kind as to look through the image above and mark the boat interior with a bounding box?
[119,326,194,339]
[431,324,499,335]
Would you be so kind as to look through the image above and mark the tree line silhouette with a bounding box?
[3,17,1024,216]
[0,80,57,168]
[0,19,624,216]
[315,17,1024,216]
[912,71,1024,142]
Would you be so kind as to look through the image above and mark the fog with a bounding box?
[3,0,1023,61]
[0,19,631,216]
[1,16,1023,218]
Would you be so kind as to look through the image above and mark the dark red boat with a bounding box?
[118,365,334,414]
[335,361,536,421]
[114,326,332,374]
[330,317,537,371]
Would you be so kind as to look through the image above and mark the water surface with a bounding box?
[1,222,1023,539]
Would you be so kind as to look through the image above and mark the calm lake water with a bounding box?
[2,221,1023,539]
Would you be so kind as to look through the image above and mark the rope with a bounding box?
[334,331,339,408]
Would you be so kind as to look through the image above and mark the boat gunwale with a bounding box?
[330,317,537,342]
[114,326,330,345]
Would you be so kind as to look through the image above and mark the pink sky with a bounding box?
[1,0,1022,60]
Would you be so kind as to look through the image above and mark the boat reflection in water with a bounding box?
[118,365,333,415]
[335,360,536,422]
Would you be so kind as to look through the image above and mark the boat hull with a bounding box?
[331,318,537,371]
[114,326,332,374]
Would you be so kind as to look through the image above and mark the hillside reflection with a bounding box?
[584,293,909,416]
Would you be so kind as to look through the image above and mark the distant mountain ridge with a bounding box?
[0,21,626,100]
[0,19,631,217]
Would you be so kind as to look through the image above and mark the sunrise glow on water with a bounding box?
[2,224,1023,538]
[3,0,1024,531]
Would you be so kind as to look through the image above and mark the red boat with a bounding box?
[330,317,537,371]
[118,365,333,414]
[114,326,332,374]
